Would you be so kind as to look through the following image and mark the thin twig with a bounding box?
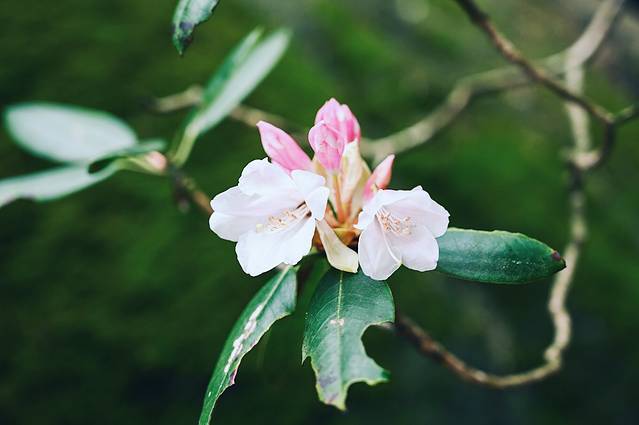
[361,0,625,162]
[452,0,614,124]
[614,104,639,126]
[152,88,293,130]
[169,164,213,215]
[152,85,203,113]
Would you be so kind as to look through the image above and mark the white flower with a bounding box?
[355,186,450,280]
[210,159,330,276]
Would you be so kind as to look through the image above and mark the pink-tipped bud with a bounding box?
[308,121,345,172]
[257,121,311,172]
[145,151,168,172]
[364,154,395,201]
[315,98,361,144]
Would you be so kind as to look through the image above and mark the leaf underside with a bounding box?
[198,267,297,425]
[302,269,395,410]
[436,228,566,283]
[0,165,117,208]
[4,102,137,163]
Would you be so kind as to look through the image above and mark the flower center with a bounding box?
[376,207,414,236]
[256,204,310,233]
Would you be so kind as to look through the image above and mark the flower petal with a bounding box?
[290,169,325,197]
[317,219,359,273]
[358,219,401,281]
[340,142,365,203]
[305,187,329,220]
[315,98,361,144]
[290,170,329,220]
[363,154,394,201]
[209,211,260,242]
[388,225,439,272]
[391,186,450,238]
[257,121,311,172]
[308,121,344,172]
[238,158,297,198]
[236,216,316,276]
[211,186,295,218]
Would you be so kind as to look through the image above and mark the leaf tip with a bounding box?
[550,250,566,271]
[172,23,194,55]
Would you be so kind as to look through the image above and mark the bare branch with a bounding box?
[361,0,625,162]
[452,0,614,124]
[152,85,203,113]
[615,103,639,126]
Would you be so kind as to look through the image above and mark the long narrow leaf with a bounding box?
[198,267,297,425]
[0,165,117,208]
[436,228,566,283]
[170,29,290,166]
[4,103,137,163]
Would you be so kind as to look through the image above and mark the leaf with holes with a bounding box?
[4,102,137,163]
[170,28,290,165]
[198,266,297,425]
[172,0,221,55]
[436,228,566,283]
[302,269,394,410]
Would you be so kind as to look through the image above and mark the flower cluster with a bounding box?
[209,99,449,280]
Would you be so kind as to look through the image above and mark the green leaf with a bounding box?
[0,165,117,208]
[198,266,297,425]
[4,102,137,163]
[88,139,166,174]
[170,28,290,165]
[172,0,221,55]
[436,228,566,283]
[302,269,394,410]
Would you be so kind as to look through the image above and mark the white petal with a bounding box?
[235,216,315,276]
[290,169,326,196]
[317,219,359,273]
[356,187,449,238]
[305,186,329,220]
[209,212,260,242]
[358,219,401,281]
[212,186,296,217]
[281,217,317,265]
[339,143,364,201]
[355,188,411,230]
[238,158,297,197]
[391,186,449,237]
[347,160,371,223]
[388,224,439,272]
[290,170,329,219]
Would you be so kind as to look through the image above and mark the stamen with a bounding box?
[256,204,310,233]
[377,207,414,236]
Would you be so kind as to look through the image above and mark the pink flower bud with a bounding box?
[145,151,168,172]
[308,121,344,172]
[315,98,361,144]
[257,121,311,172]
[364,154,395,201]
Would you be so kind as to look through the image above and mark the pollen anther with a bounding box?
[377,207,414,236]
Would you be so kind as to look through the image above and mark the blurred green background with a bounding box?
[1,0,638,424]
